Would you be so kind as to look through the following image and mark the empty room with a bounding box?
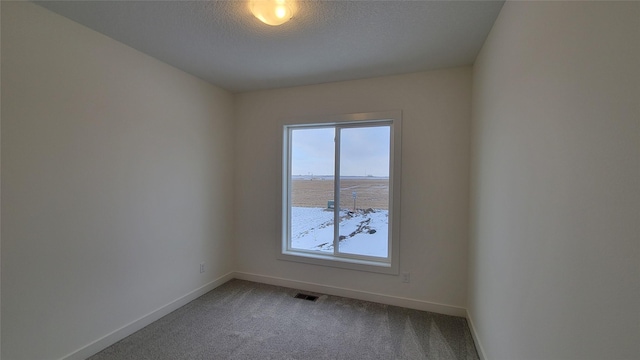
[1,1,638,359]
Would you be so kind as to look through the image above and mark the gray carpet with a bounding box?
[89,279,479,359]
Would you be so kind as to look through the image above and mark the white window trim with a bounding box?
[279,110,402,275]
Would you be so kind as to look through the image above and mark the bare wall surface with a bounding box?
[1,2,235,359]
[469,2,640,359]
[234,68,472,309]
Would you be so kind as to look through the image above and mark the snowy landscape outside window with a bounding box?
[281,111,401,274]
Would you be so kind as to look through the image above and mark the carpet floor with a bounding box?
[89,279,479,359]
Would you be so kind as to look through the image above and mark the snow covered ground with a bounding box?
[290,207,388,257]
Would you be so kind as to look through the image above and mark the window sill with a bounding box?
[278,250,399,275]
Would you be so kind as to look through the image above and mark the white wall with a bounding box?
[234,68,472,311]
[469,2,640,360]
[8,1,638,359]
[0,1,3,356]
[1,3,235,359]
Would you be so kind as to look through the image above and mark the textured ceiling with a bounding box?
[34,0,504,93]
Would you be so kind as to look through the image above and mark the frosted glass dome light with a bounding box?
[250,0,296,26]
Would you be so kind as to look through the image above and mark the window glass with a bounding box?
[289,127,334,254]
[337,126,390,258]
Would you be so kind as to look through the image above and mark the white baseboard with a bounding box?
[59,271,475,360]
[466,309,487,360]
[233,271,467,317]
[59,272,235,360]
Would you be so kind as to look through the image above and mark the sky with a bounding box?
[291,126,390,177]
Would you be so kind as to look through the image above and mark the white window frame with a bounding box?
[279,110,401,274]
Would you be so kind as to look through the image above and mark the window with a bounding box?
[281,111,401,274]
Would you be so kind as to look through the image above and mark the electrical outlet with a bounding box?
[199,263,205,273]
[402,272,410,283]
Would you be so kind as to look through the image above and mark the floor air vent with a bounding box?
[294,293,319,302]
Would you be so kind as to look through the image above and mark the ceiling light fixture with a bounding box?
[249,0,296,26]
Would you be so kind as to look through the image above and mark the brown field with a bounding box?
[291,178,389,210]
